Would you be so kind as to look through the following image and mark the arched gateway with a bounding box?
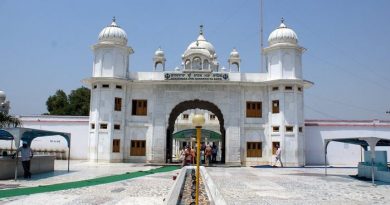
[166,99,226,163]
[84,18,313,166]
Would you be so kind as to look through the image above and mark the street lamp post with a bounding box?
[192,114,205,205]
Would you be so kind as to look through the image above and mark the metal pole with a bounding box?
[196,126,201,205]
[371,157,375,185]
[325,149,327,176]
[14,151,18,181]
[260,0,264,72]
[68,144,71,172]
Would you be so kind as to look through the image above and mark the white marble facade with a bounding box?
[84,18,312,166]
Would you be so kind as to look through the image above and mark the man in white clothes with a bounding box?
[14,141,34,178]
[273,144,283,167]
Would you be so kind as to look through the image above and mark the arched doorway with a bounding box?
[166,99,226,163]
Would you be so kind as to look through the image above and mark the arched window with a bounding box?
[203,59,210,70]
[192,57,202,70]
[230,63,239,72]
[185,59,191,70]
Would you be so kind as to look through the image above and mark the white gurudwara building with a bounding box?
[83,18,313,166]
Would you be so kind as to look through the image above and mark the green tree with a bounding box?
[0,112,21,128]
[46,90,69,115]
[68,87,90,116]
[46,87,90,116]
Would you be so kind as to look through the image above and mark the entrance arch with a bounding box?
[166,99,226,163]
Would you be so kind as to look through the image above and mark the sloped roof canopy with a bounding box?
[0,128,71,148]
[173,129,221,140]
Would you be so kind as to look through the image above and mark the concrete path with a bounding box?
[2,161,390,205]
[206,167,390,205]
[0,160,180,205]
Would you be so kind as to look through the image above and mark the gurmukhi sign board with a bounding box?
[164,72,229,81]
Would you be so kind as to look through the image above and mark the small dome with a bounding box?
[268,18,298,46]
[98,17,128,45]
[154,47,165,57]
[229,48,240,58]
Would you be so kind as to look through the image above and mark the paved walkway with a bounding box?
[0,161,180,205]
[206,167,390,205]
[1,161,390,205]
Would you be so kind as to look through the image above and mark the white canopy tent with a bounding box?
[0,128,71,180]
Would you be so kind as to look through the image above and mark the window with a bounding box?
[272,100,279,114]
[93,85,97,89]
[114,124,120,130]
[102,84,109,88]
[112,139,120,153]
[246,101,262,118]
[298,87,303,92]
[130,140,146,156]
[114,97,122,111]
[100,123,108,129]
[192,57,202,70]
[299,127,303,132]
[272,126,279,132]
[210,114,216,120]
[132,100,147,116]
[272,142,280,155]
[182,114,189,120]
[90,123,95,129]
[272,87,279,91]
[285,86,293,91]
[247,142,262,157]
[286,126,294,132]
[116,85,122,89]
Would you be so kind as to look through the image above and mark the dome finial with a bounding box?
[112,16,116,23]
[281,17,284,23]
[199,24,204,35]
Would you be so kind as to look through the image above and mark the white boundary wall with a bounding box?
[2,116,389,165]
[0,115,89,160]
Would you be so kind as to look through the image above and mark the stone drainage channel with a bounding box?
[165,166,227,205]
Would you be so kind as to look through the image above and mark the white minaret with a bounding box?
[265,19,307,166]
[89,18,132,162]
[264,18,304,80]
[92,17,134,78]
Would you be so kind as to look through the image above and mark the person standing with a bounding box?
[185,146,192,166]
[211,145,218,163]
[14,141,34,178]
[205,144,212,166]
[273,144,283,167]
[180,147,186,167]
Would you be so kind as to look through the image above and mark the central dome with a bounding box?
[186,34,216,56]
[184,25,216,57]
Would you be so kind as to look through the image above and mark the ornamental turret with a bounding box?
[264,18,304,80]
[92,17,134,78]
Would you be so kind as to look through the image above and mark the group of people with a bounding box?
[180,143,218,167]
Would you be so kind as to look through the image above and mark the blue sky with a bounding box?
[0,0,389,120]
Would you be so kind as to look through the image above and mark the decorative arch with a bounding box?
[166,99,226,163]
[185,59,191,70]
[192,57,202,70]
